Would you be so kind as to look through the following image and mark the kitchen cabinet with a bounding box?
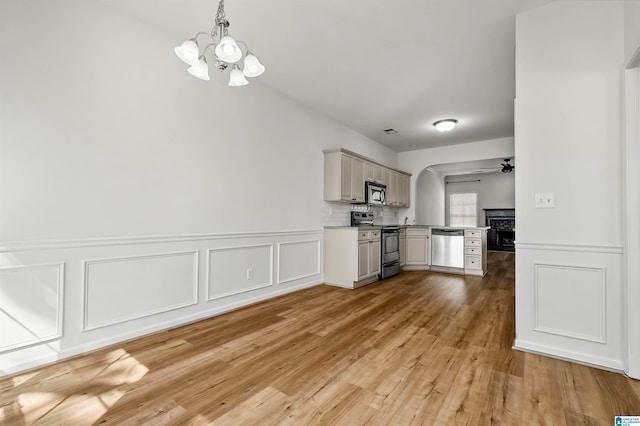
[403,228,430,270]
[358,230,381,280]
[400,174,410,207]
[324,149,411,205]
[387,172,410,208]
[324,151,365,202]
[464,229,487,276]
[399,228,407,266]
[388,172,399,206]
[324,228,381,288]
[364,161,383,184]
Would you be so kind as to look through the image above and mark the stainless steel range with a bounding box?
[350,212,401,280]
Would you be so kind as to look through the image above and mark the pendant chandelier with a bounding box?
[174,0,265,86]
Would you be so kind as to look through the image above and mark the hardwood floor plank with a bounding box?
[2,252,638,425]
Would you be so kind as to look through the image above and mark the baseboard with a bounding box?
[513,339,625,373]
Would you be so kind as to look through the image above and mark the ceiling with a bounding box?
[104,0,556,152]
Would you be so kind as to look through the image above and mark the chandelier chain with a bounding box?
[211,0,228,39]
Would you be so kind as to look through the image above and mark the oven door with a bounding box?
[382,230,400,264]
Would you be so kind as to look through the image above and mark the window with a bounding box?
[450,193,477,227]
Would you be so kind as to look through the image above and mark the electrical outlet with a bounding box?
[246,268,254,280]
[329,207,333,215]
[535,192,555,208]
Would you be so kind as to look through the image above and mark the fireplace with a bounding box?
[484,209,515,252]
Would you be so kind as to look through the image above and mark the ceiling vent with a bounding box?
[383,128,398,135]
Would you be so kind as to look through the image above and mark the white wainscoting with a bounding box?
[0,230,323,376]
[0,263,64,352]
[277,240,321,284]
[533,263,606,343]
[514,242,624,371]
[83,251,199,331]
[207,244,273,301]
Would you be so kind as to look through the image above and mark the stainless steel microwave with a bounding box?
[365,181,386,205]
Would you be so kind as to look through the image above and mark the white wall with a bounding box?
[625,0,640,65]
[444,172,515,226]
[398,137,514,223]
[414,169,445,226]
[515,1,625,371]
[0,0,396,375]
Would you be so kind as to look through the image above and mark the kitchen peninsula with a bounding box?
[324,225,489,288]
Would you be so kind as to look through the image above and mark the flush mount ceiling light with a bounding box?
[174,0,265,86]
[433,119,459,132]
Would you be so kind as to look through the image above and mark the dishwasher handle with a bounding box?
[431,228,464,237]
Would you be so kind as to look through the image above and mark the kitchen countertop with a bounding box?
[325,225,489,230]
[429,226,490,230]
[324,225,383,230]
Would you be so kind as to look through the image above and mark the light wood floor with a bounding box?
[2,252,639,425]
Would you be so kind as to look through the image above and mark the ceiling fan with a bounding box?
[480,159,515,173]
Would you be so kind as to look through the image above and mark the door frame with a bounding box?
[624,47,640,379]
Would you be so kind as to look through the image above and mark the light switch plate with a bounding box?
[535,192,555,208]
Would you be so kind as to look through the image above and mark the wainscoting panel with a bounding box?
[515,243,624,371]
[0,230,323,376]
[0,263,64,352]
[277,240,321,284]
[207,244,273,300]
[83,251,198,331]
[533,263,606,343]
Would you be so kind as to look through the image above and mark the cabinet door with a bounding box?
[358,241,369,280]
[399,236,406,266]
[364,161,375,182]
[382,168,390,189]
[398,175,409,207]
[406,236,428,265]
[369,240,381,277]
[340,154,353,201]
[373,164,383,183]
[351,157,365,202]
[389,172,399,206]
[404,176,411,207]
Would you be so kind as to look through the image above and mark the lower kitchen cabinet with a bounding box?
[358,235,381,280]
[324,228,381,288]
[464,229,487,276]
[403,227,430,270]
[399,228,406,267]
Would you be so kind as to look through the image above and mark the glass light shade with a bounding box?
[174,40,200,66]
[242,54,265,77]
[187,58,210,80]
[433,119,458,132]
[215,36,242,63]
[228,66,249,86]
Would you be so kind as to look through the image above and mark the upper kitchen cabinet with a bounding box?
[386,172,410,208]
[325,151,365,202]
[324,149,411,206]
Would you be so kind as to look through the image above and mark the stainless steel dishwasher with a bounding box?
[430,228,465,271]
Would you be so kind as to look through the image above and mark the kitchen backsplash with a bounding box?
[323,202,401,227]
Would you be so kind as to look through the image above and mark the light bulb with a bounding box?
[223,44,236,56]
[174,39,200,66]
[215,36,242,63]
[187,57,210,80]
[242,53,265,78]
[228,65,249,86]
